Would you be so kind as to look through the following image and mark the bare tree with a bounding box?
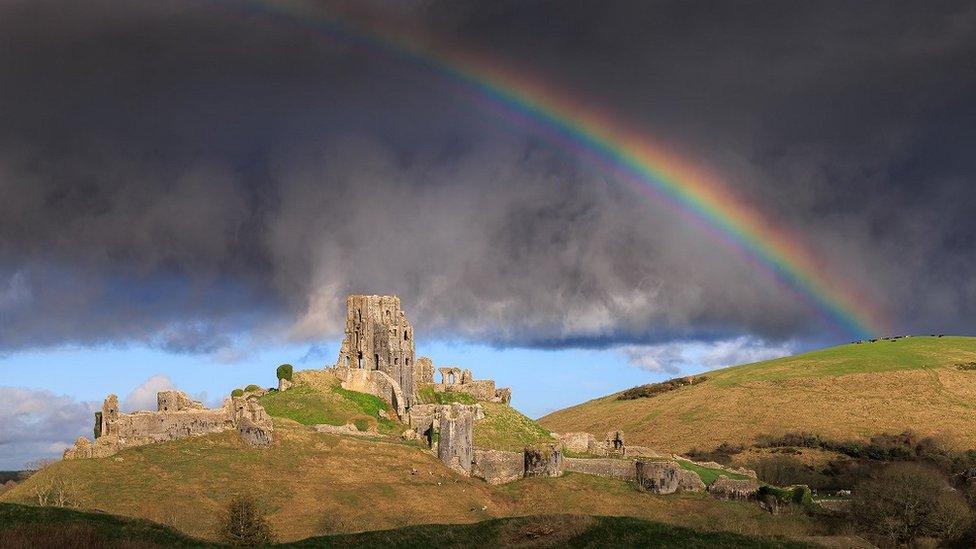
[852,462,972,545]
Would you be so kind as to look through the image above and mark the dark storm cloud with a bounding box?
[0,0,974,353]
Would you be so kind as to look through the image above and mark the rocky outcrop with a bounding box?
[64,390,274,460]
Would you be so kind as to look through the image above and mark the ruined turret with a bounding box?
[335,295,417,407]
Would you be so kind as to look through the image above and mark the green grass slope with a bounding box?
[474,402,557,452]
[257,372,401,435]
[540,336,976,453]
[0,504,818,548]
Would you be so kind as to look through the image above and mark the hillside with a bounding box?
[0,372,824,543]
[539,336,976,453]
[0,504,819,548]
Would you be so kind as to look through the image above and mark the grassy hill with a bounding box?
[539,336,976,454]
[0,504,820,548]
[0,370,826,543]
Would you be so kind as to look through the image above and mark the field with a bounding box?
[0,504,820,548]
[539,336,976,453]
[0,370,829,543]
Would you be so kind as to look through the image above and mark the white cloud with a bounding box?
[618,337,794,374]
[122,374,212,411]
[698,336,794,370]
[121,374,175,412]
[0,387,97,469]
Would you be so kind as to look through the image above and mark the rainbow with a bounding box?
[228,0,885,339]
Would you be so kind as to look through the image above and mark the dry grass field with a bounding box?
[539,336,976,453]
[0,419,825,543]
[0,369,834,544]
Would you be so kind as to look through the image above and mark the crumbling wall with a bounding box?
[555,432,597,454]
[471,449,524,485]
[332,368,406,419]
[413,356,434,391]
[64,390,274,460]
[437,403,476,474]
[707,477,760,501]
[433,366,512,404]
[524,445,563,477]
[635,460,704,494]
[333,295,416,408]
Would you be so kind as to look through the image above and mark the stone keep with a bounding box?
[335,295,417,407]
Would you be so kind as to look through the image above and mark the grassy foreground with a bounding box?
[540,336,976,452]
[0,503,817,548]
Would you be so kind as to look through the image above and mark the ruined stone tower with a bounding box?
[335,295,417,407]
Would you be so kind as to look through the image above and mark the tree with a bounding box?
[218,495,276,546]
[852,462,971,545]
[276,364,293,382]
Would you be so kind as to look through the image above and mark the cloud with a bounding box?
[0,1,973,354]
[619,337,794,374]
[121,375,176,412]
[121,375,210,411]
[0,387,97,469]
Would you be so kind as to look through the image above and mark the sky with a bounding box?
[1,0,975,469]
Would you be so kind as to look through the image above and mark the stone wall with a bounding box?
[471,449,524,485]
[413,356,435,390]
[434,367,512,404]
[555,432,596,454]
[635,460,705,494]
[563,457,636,480]
[333,295,416,407]
[707,477,760,501]
[65,390,273,460]
[524,445,563,477]
[437,403,476,474]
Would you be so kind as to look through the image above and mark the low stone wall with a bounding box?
[563,457,636,480]
[472,449,524,485]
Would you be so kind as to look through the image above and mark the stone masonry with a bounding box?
[328,295,511,419]
[64,390,273,459]
[333,295,416,410]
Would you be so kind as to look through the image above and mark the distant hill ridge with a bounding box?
[540,336,976,453]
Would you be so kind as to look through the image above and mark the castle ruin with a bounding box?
[64,390,273,459]
[328,295,510,419]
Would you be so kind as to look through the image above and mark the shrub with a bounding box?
[749,455,829,489]
[231,389,244,398]
[353,418,370,432]
[217,495,276,545]
[851,463,971,545]
[244,384,261,392]
[276,364,293,381]
[617,376,707,400]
